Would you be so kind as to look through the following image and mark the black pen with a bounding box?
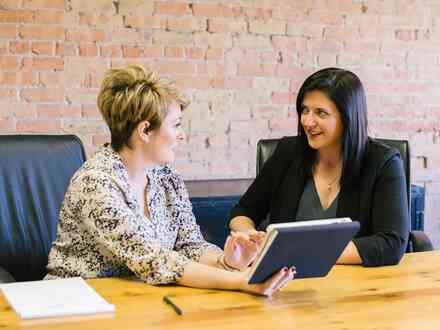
[163,295,183,316]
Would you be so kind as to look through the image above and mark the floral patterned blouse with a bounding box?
[46,145,221,285]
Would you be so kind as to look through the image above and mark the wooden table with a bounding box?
[2,251,440,330]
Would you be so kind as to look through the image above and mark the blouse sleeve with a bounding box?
[353,155,410,266]
[163,168,222,260]
[76,171,191,285]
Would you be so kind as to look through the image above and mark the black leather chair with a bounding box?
[0,135,86,281]
[257,137,433,253]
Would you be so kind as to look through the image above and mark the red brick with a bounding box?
[185,47,204,59]
[243,7,272,19]
[344,41,379,55]
[0,0,24,9]
[182,74,209,91]
[122,45,142,58]
[69,0,114,12]
[79,12,123,27]
[192,3,241,18]
[0,41,6,54]
[0,24,18,38]
[56,42,77,56]
[249,19,286,36]
[79,43,98,57]
[0,71,35,85]
[323,27,356,40]
[395,29,417,41]
[36,104,82,118]
[31,41,54,55]
[155,61,196,75]
[224,77,252,89]
[110,28,145,43]
[194,32,232,48]
[92,133,109,146]
[307,10,344,25]
[21,88,65,102]
[143,46,163,58]
[20,25,65,40]
[233,34,271,48]
[100,45,122,57]
[307,39,342,53]
[0,10,34,23]
[154,2,190,15]
[22,57,64,70]
[0,55,19,69]
[34,10,75,25]
[16,119,61,132]
[9,41,30,54]
[205,48,223,60]
[123,15,166,29]
[38,71,65,87]
[167,17,206,32]
[254,106,282,119]
[153,31,192,46]
[66,29,105,42]
[238,63,276,76]
[165,46,183,58]
[0,88,17,100]
[197,62,225,76]
[23,0,65,9]
[207,19,247,33]
[81,103,100,118]
[0,118,15,130]
[271,91,294,105]
[269,117,297,131]
[272,8,301,21]
[66,88,97,103]
[260,51,282,63]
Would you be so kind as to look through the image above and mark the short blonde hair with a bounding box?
[97,64,188,151]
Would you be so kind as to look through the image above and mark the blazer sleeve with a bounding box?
[77,171,191,285]
[229,138,291,228]
[353,154,410,266]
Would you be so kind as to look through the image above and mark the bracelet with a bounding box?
[217,254,239,272]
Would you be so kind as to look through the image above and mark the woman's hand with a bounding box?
[223,232,258,270]
[243,229,266,251]
[239,267,296,297]
[223,231,266,270]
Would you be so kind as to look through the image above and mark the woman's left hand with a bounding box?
[223,232,260,271]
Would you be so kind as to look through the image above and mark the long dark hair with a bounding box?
[296,67,368,187]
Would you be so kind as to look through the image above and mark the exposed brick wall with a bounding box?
[1,0,440,247]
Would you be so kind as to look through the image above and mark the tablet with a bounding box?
[247,218,360,284]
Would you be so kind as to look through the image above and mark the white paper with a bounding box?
[0,277,115,319]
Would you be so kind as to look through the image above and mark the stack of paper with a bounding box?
[0,277,115,319]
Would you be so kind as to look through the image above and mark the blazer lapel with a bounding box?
[337,183,360,222]
[271,161,307,223]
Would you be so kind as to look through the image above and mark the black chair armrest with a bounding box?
[0,266,15,283]
[409,231,434,252]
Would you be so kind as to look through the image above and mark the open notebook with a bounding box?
[0,277,115,319]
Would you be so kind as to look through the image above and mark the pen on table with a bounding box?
[163,295,183,316]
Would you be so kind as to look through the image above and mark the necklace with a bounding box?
[326,173,340,192]
[313,164,341,192]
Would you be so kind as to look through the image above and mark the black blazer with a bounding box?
[230,136,410,267]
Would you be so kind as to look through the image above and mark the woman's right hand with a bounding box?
[238,267,296,297]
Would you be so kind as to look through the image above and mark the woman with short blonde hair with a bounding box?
[46,65,294,296]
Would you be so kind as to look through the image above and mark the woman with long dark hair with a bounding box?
[229,68,409,266]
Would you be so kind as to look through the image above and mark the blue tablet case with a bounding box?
[248,221,360,284]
